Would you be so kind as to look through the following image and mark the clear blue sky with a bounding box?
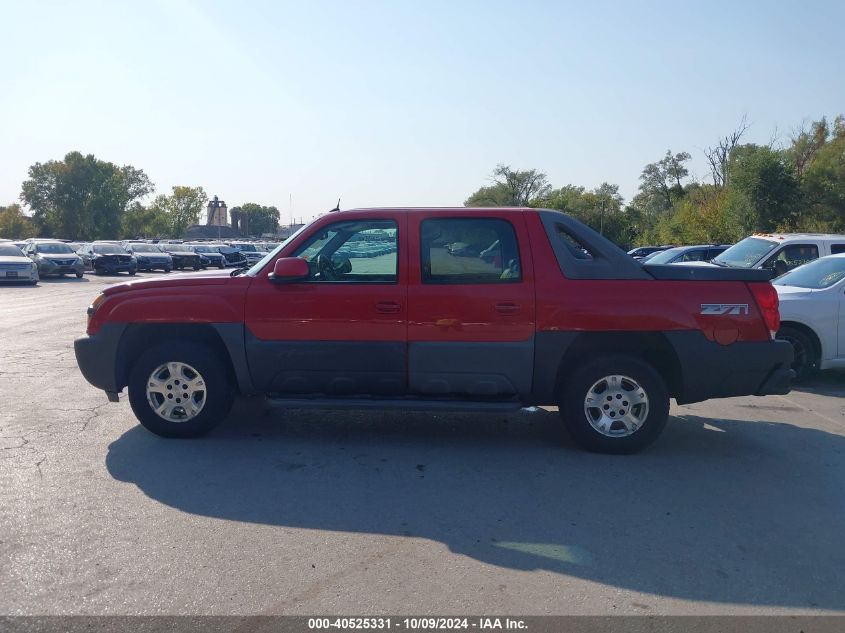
[2,0,843,222]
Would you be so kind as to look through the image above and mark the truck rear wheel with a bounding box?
[559,355,669,454]
[128,341,233,438]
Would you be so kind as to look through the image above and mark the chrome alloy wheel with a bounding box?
[583,374,649,437]
[146,362,207,423]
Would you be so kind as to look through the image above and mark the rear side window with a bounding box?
[830,244,845,255]
[554,225,594,260]
[420,218,521,284]
[679,249,708,262]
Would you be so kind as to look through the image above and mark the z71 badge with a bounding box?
[700,303,749,315]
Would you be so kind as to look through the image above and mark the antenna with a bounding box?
[329,198,341,213]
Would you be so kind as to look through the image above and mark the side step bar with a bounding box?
[266,397,524,413]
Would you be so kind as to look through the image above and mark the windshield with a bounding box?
[190,245,217,253]
[773,257,845,289]
[0,245,25,256]
[713,237,778,268]
[130,243,162,253]
[93,244,127,255]
[36,243,75,254]
[234,244,256,252]
[246,224,310,276]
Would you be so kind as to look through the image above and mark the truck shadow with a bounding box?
[106,407,845,610]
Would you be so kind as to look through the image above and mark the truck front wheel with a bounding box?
[128,341,234,438]
[559,355,669,454]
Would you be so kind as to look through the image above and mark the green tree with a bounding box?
[20,151,153,239]
[121,202,171,239]
[650,186,748,245]
[637,150,691,212]
[728,144,799,231]
[230,203,280,236]
[538,182,635,247]
[0,203,36,238]
[149,186,208,238]
[800,131,845,231]
[465,164,551,206]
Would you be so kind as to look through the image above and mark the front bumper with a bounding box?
[40,263,84,276]
[74,323,127,397]
[136,258,171,270]
[666,332,795,404]
[0,267,38,282]
[95,263,135,273]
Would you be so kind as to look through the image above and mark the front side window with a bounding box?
[763,244,819,273]
[679,249,708,262]
[420,218,521,284]
[292,219,398,283]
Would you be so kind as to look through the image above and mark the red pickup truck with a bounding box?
[74,208,794,453]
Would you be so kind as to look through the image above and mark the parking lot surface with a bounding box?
[1,273,845,615]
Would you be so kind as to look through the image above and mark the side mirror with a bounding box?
[269,257,309,283]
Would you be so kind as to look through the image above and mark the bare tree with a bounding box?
[491,164,552,206]
[704,115,750,187]
[789,117,829,179]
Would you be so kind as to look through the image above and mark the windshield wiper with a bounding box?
[230,265,250,277]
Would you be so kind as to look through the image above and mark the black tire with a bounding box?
[128,269,136,276]
[127,341,234,438]
[777,326,818,381]
[164,267,172,273]
[218,263,225,269]
[193,265,201,271]
[75,272,83,278]
[559,355,669,454]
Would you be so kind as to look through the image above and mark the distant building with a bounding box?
[206,196,228,227]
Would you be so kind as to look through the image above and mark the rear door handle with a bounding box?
[495,302,520,315]
[376,301,402,314]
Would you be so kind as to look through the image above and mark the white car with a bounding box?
[707,233,845,276]
[774,254,845,378]
[0,243,39,284]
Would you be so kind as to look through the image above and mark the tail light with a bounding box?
[748,282,780,339]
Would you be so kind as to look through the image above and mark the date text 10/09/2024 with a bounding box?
[307,618,528,630]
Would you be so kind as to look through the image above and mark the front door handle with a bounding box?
[495,302,520,315]
[376,301,402,314]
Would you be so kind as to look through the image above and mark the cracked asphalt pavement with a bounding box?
[2,273,845,615]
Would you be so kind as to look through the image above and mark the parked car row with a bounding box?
[0,236,278,283]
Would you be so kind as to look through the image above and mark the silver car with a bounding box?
[0,243,39,284]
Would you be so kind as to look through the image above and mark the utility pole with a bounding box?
[599,199,605,235]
